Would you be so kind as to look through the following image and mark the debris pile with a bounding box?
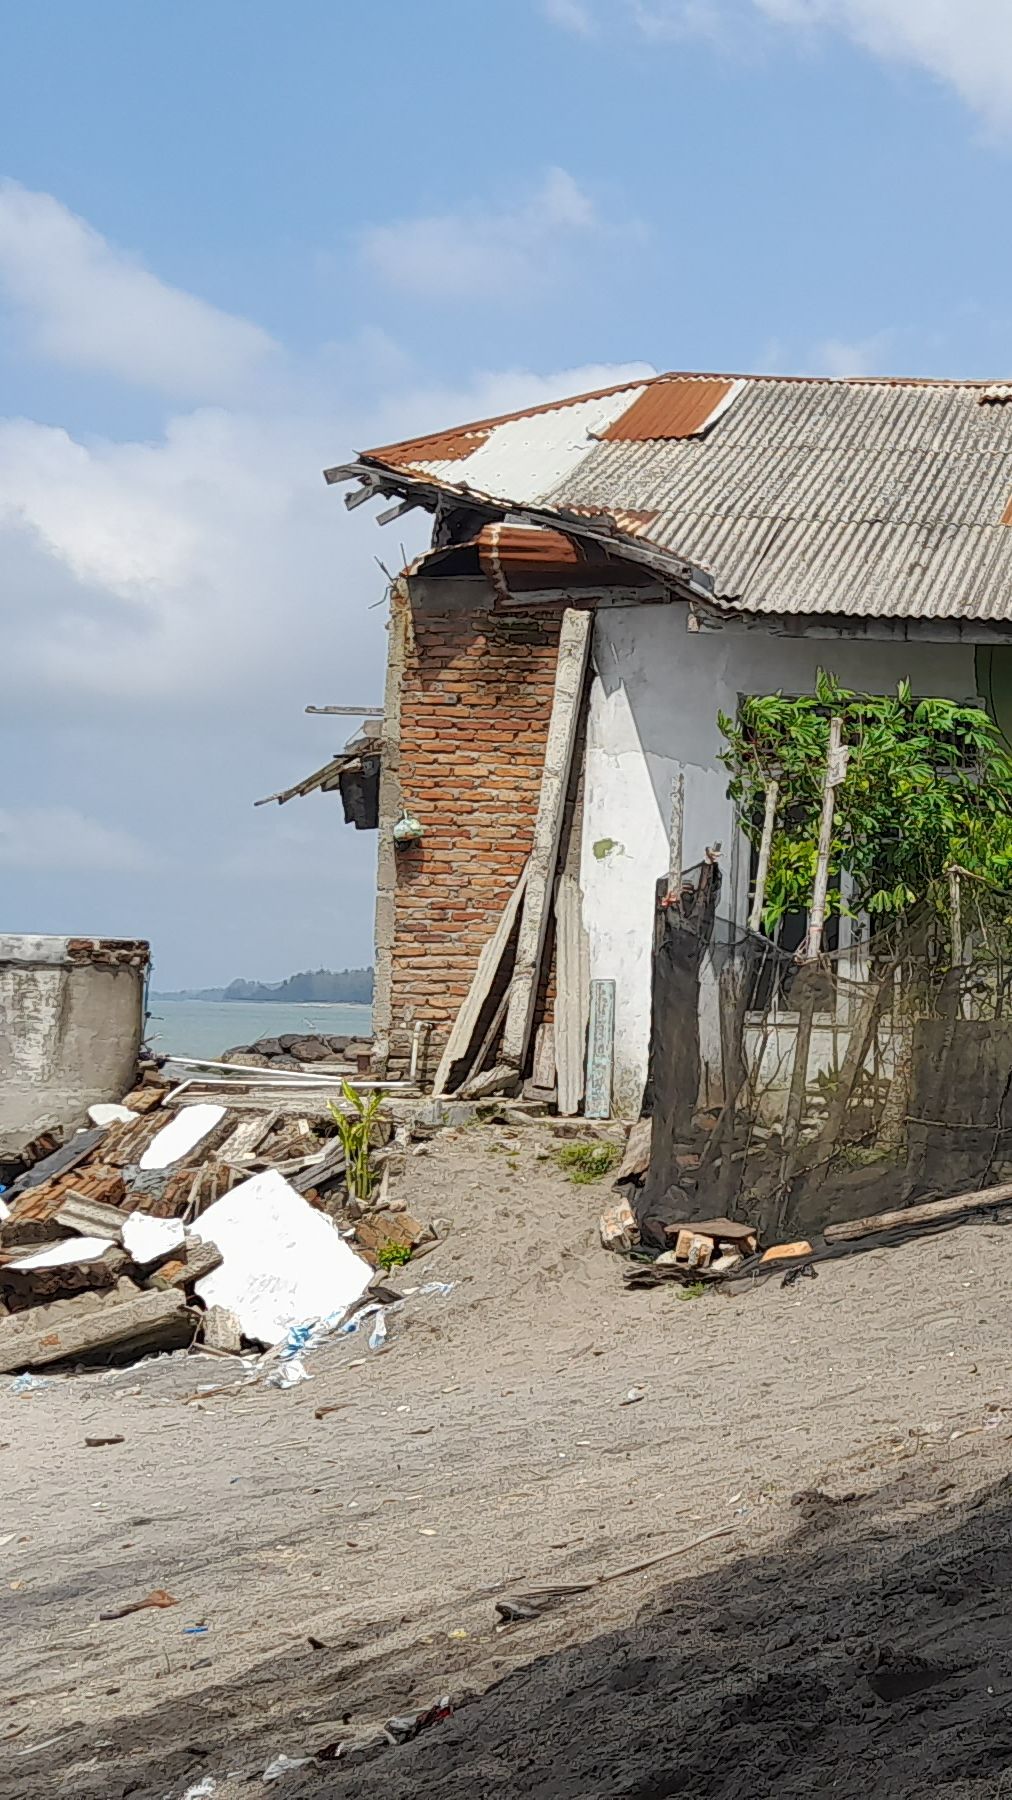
[0,1054,439,1375]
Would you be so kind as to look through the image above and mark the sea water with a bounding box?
[146,998,373,1061]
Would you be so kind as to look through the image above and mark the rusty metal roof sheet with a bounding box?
[599,377,739,441]
[339,371,1012,622]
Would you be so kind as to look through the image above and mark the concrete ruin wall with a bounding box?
[0,935,150,1158]
[374,587,566,1081]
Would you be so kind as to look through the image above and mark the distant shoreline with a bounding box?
[151,994,372,1005]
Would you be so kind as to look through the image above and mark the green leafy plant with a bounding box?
[376,1241,412,1271]
[556,1141,621,1183]
[328,1080,384,1202]
[677,1281,707,1301]
[718,672,1012,938]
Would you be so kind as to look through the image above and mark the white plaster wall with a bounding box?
[579,606,977,1115]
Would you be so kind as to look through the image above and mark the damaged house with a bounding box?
[310,371,1012,1233]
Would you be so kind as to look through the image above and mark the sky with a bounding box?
[4,0,1012,988]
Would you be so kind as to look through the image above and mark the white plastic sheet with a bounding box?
[194,1168,371,1346]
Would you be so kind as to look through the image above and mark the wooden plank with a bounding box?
[0,1288,193,1373]
[824,1179,1012,1244]
[432,863,530,1096]
[555,872,590,1117]
[585,979,616,1119]
[457,1062,518,1100]
[532,1022,556,1090]
[502,609,593,1072]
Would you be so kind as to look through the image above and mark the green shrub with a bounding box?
[555,1141,621,1184]
[376,1241,412,1271]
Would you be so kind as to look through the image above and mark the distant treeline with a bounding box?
[156,967,374,1004]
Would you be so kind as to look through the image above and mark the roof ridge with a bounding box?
[360,369,1012,467]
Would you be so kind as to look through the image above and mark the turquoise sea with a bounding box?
[146,997,373,1061]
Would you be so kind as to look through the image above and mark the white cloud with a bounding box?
[812,330,895,376]
[359,167,604,302]
[0,346,654,704]
[543,0,598,33]
[0,181,654,982]
[755,2,1012,128]
[0,806,156,873]
[628,0,730,41]
[544,0,1012,130]
[0,181,277,399]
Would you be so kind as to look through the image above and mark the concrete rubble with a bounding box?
[0,1048,449,1375]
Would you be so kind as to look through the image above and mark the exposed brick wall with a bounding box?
[383,597,568,1079]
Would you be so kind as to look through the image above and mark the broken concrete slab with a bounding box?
[139,1104,226,1171]
[0,1287,193,1373]
[6,1235,119,1270]
[144,1236,223,1290]
[201,1304,243,1353]
[121,1212,185,1266]
[54,1194,129,1243]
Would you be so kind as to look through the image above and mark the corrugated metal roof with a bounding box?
[478,523,583,573]
[362,375,649,474]
[346,371,1012,622]
[599,377,738,441]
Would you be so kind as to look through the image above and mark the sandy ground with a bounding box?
[3,1120,1012,1799]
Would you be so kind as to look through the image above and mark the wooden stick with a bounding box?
[667,768,685,903]
[824,1179,1012,1243]
[948,865,963,967]
[805,717,845,961]
[778,719,845,1206]
[748,779,779,934]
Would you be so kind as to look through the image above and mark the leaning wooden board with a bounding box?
[432,861,530,1096]
[502,609,592,1073]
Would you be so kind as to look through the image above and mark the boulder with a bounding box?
[252,1037,284,1058]
[289,1036,331,1063]
[325,1036,351,1054]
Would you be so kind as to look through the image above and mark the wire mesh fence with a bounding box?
[638,860,1012,1245]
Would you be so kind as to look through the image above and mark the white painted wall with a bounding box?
[579,605,977,1115]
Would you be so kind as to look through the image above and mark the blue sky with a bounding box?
[3,0,1012,987]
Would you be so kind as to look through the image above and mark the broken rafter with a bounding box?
[305,706,384,717]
